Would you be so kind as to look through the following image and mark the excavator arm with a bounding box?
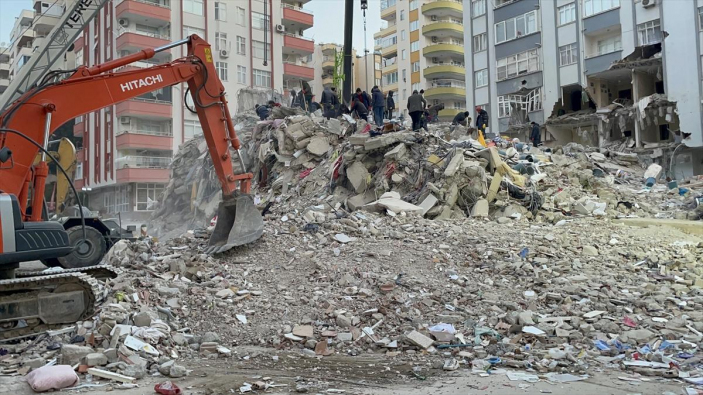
[0,35,261,253]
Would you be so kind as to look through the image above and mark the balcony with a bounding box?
[116,0,171,23]
[0,78,9,94]
[423,20,463,38]
[374,23,397,39]
[423,41,464,57]
[116,98,172,119]
[424,64,465,79]
[424,79,466,99]
[381,0,397,20]
[281,4,314,30]
[116,30,170,53]
[585,50,623,76]
[322,76,333,86]
[421,0,463,18]
[116,131,173,151]
[283,62,315,81]
[0,63,9,71]
[381,44,398,57]
[283,34,315,56]
[383,62,398,74]
[322,55,335,70]
[116,168,170,183]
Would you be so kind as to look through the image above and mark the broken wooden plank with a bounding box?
[87,368,136,384]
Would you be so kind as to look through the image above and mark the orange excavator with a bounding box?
[0,36,263,339]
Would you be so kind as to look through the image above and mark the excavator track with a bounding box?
[15,265,121,282]
[0,272,101,341]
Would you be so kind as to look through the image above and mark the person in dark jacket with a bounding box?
[475,106,489,134]
[406,90,427,132]
[255,104,269,120]
[353,88,369,109]
[351,98,369,120]
[371,86,385,126]
[386,91,395,119]
[530,121,541,146]
[290,90,298,107]
[320,86,338,119]
[451,111,470,133]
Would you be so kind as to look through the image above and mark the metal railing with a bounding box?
[429,38,464,46]
[132,96,171,104]
[116,129,172,137]
[282,32,314,42]
[116,156,171,169]
[428,79,466,89]
[118,27,171,40]
[428,61,465,67]
[115,0,170,8]
[281,3,313,14]
[283,59,312,67]
[428,18,463,25]
[381,0,397,10]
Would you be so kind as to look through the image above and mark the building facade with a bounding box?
[67,0,314,224]
[374,0,466,121]
[462,0,703,175]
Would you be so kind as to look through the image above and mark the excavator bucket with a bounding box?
[205,195,263,254]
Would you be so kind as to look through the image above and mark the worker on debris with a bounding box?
[475,106,489,134]
[290,90,299,107]
[351,96,369,121]
[386,91,395,119]
[530,121,541,147]
[255,104,269,121]
[407,90,427,132]
[353,88,370,109]
[371,86,386,127]
[320,85,338,120]
[451,111,470,133]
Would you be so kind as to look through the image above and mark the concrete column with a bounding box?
[597,119,604,148]
[632,69,641,147]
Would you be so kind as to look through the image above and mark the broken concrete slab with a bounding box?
[306,136,330,156]
[384,143,407,160]
[418,194,439,216]
[471,199,489,217]
[347,191,377,211]
[444,150,465,177]
[347,161,369,194]
[405,330,434,349]
[376,197,424,215]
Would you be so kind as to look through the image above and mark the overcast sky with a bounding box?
[1,0,381,53]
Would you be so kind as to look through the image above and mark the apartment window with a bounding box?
[381,35,398,48]
[472,0,486,17]
[498,90,542,118]
[375,78,382,86]
[495,11,538,44]
[402,69,407,81]
[237,65,246,84]
[215,2,226,21]
[400,10,405,21]
[216,62,228,81]
[699,7,703,30]
[252,41,271,60]
[474,69,488,87]
[236,7,246,26]
[583,0,620,17]
[375,62,381,70]
[454,101,467,109]
[402,49,407,60]
[638,20,662,46]
[597,36,621,55]
[559,43,578,66]
[409,0,418,11]
[184,119,202,139]
[236,36,245,55]
[136,183,164,211]
[410,21,419,32]
[410,41,419,52]
[384,71,398,85]
[558,3,576,26]
[183,26,205,39]
[253,69,271,87]
[401,30,406,41]
[215,32,228,51]
[183,0,204,15]
[412,61,420,72]
[136,24,162,38]
[473,33,487,53]
[496,49,540,81]
[252,12,270,30]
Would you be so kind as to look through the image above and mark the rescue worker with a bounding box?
[386,91,395,119]
[475,106,489,134]
[451,111,470,133]
[406,90,427,132]
[530,121,541,147]
[371,86,385,126]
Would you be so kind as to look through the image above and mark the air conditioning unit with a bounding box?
[432,36,438,43]
[642,0,656,8]
[220,49,229,58]
[120,116,130,125]
[276,24,285,33]
[118,18,129,27]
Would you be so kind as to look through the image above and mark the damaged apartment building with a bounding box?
[463,0,703,177]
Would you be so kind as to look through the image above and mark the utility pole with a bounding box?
[342,0,354,103]
[364,50,369,91]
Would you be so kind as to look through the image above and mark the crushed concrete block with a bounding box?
[169,364,187,378]
[582,245,598,256]
[85,353,108,367]
[293,325,314,338]
[471,199,489,217]
[349,134,369,146]
[376,197,423,214]
[133,311,152,327]
[406,330,434,349]
[418,194,438,216]
[391,173,404,183]
[306,136,330,156]
[61,345,93,365]
[384,143,407,160]
[444,150,465,177]
[347,162,369,194]
[445,183,459,207]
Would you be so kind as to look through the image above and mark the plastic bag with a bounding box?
[26,365,79,392]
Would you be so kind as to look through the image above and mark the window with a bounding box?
[495,11,538,44]
[473,33,487,53]
[472,0,486,17]
[558,43,578,66]
[583,0,620,17]
[412,61,420,72]
[215,32,228,51]
[410,21,419,31]
[638,20,662,46]
[496,49,540,81]
[381,35,398,48]
[183,0,203,15]
[453,101,467,109]
[474,69,488,87]
[252,12,270,30]
[216,62,228,81]
[597,36,621,55]
[136,24,162,38]
[215,2,226,21]
[253,69,271,87]
[412,83,420,92]
[699,7,703,31]
[558,3,576,26]
[400,10,405,21]
[498,89,542,118]
[402,49,407,60]
[375,78,381,86]
[236,36,245,54]
[401,30,406,41]
[384,71,398,85]
[75,162,83,180]
[409,0,418,11]
[183,26,205,39]
[410,41,419,52]
[375,62,381,70]
[381,0,397,10]
[136,183,164,211]
[236,7,246,26]
[252,41,271,59]
[402,69,407,81]
[237,65,246,84]
[184,119,202,139]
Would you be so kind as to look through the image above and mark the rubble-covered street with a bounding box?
[2,107,703,394]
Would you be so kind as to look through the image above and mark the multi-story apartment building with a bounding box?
[374,0,466,121]
[67,0,315,224]
[310,43,379,98]
[0,46,9,96]
[463,0,703,176]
